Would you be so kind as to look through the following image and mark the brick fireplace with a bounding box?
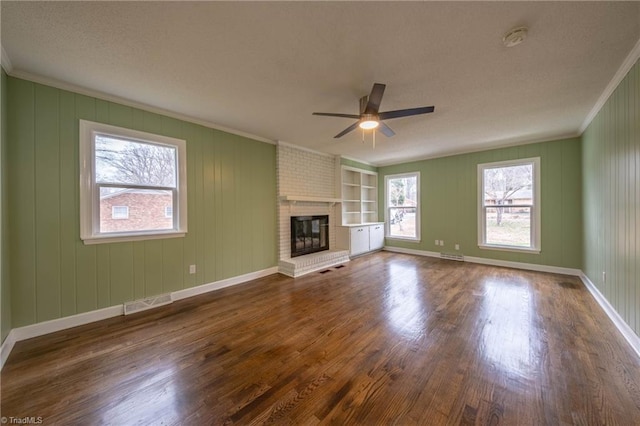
[276,142,349,277]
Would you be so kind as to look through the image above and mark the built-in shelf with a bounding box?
[338,166,379,225]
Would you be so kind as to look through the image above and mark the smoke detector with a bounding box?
[503,26,528,47]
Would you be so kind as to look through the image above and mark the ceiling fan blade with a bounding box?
[334,122,359,138]
[359,95,368,114]
[379,106,435,120]
[377,122,395,137]
[313,112,361,119]
[364,83,386,114]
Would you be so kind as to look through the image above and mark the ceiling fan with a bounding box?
[312,83,435,141]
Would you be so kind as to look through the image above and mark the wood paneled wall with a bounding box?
[6,77,277,328]
[582,59,640,334]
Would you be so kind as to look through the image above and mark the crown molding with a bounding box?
[580,37,640,134]
[6,68,276,145]
[1,45,13,74]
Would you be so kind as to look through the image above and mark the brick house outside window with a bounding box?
[100,189,173,233]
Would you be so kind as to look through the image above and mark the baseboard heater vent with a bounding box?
[440,252,465,262]
[124,293,173,315]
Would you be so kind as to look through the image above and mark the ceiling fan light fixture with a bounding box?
[359,114,379,130]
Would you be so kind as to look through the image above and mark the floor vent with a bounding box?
[124,293,172,315]
[334,265,345,269]
[319,269,332,274]
[440,252,464,262]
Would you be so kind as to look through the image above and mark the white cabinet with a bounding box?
[350,226,370,256]
[336,223,385,257]
[369,223,384,251]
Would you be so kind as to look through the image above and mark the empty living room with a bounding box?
[1,2,639,425]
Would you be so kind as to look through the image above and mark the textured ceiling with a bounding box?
[2,1,639,165]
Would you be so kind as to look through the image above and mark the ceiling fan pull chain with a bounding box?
[362,128,365,144]
[373,129,376,149]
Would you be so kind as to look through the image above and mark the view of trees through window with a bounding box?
[482,163,533,247]
[387,174,418,239]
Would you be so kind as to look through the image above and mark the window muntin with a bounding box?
[385,172,420,241]
[80,120,187,244]
[478,158,540,252]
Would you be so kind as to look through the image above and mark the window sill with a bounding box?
[478,244,540,254]
[82,231,186,245]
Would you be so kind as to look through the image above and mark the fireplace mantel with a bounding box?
[279,195,341,206]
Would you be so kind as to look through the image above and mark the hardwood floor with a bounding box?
[2,252,640,425]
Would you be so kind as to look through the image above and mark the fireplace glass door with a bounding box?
[290,215,329,257]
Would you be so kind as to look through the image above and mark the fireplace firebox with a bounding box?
[290,215,329,257]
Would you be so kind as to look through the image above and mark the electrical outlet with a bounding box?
[435,239,439,246]
[602,271,606,283]
[189,264,196,274]
[440,240,444,246]
[455,244,460,250]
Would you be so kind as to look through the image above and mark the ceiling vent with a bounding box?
[503,26,528,47]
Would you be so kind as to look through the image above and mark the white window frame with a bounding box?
[111,206,129,220]
[477,157,540,253]
[384,172,420,242]
[80,120,187,244]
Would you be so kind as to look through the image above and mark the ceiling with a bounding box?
[2,2,639,166]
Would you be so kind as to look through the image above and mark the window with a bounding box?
[112,206,129,219]
[478,158,540,252]
[385,172,420,241]
[80,120,187,244]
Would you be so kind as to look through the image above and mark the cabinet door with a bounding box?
[369,224,384,250]
[350,227,370,255]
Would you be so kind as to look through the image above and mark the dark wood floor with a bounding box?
[2,252,640,425]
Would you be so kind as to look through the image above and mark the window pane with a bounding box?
[100,187,174,233]
[485,206,531,247]
[388,176,418,208]
[389,207,416,238]
[483,164,532,205]
[95,135,177,187]
[112,206,129,219]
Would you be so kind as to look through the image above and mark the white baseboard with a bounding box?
[0,329,17,369]
[172,267,278,301]
[383,246,582,276]
[383,246,441,259]
[0,266,278,370]
[463,255,582,276]
[579,273,640,358]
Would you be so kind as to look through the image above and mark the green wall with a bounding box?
[1,69,10,342]
[6,76,277,329]
[378,137,583,269]
[582,59,639,335]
